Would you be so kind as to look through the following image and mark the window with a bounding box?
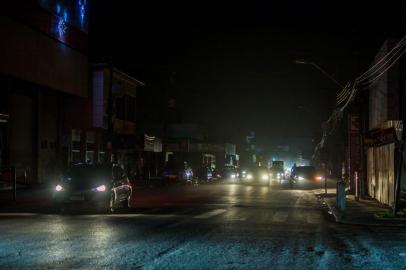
[115,95,136,122]
[115,96,125,120]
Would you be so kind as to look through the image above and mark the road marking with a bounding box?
[90,213,180,218]
[194,209,227,219]
[272,211,289,222]
[228,218,246,222]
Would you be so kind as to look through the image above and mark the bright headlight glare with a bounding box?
[316,176,323,181]
[247,174,253,180]
[298,176,304,181]
[95,185,106,192]
[261,174,269,180]
[55,185,63,192]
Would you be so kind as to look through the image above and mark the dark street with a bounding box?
[1,1,406,269]
[1,181,406,269]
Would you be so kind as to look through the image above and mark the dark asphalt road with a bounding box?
[1,180,406,269]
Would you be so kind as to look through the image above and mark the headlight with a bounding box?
[230,174,236,179]
[93,185,106,192]
[55,185,63,192]
[316,176,324,181]
[261,174,269,181]
[247,174,253,180]
[298,176,304,181]
[242,170,246,174]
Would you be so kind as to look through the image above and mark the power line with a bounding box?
[357,36,406,82]
[313,35,406,159]
[359,45,406,86]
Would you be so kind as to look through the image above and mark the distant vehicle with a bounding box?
[162,161,194,183]
[269,160,285,181]
[269,167,285,182]
[211,167,222,180]
[290,166,325,184]
[53,163,132,212]
[272,160,284,171]
[197,165,214,183]
[221,165,239,182]
[238,167,248,180]
[241,166,270,186]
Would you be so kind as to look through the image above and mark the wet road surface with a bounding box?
[1,180,406,269]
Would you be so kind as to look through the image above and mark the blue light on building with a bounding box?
[56,3,61,14]
[38,0,88,33]
[57,17,67,36]
[80,2,86,24]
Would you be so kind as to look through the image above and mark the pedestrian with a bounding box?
[291,163,297,177]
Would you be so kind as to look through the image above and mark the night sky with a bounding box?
[89,1,406,152]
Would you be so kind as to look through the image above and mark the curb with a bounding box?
[316,193,406,228]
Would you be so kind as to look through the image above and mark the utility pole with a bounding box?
[393,107,404,216]
[295,59,344,176]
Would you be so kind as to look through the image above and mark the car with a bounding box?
[269,167,285,182]
[211,168,222,181]
[238,167,253,181]
[220,165,239,183]
[290,166,325,184]
[52,163,132,213]
[162,160,194,183]
[240,166,270,185]
[196,165,214,183]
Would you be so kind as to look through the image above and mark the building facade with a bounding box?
[0,0,88,185]
[366,39,406,206]
[70,64,145,167]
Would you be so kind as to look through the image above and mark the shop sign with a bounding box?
[367,127,398,147]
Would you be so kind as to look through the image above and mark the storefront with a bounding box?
[366,122,403,206]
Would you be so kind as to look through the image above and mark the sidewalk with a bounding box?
[314,188,406,227]
[0,185,53,213]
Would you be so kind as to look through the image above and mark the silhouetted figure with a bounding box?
[291,163,297,177]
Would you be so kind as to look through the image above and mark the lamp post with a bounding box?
[295,59,344,195]
[295,60,344,89]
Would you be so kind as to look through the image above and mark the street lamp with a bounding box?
[296,59,342,195]
[295,59,344,89]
